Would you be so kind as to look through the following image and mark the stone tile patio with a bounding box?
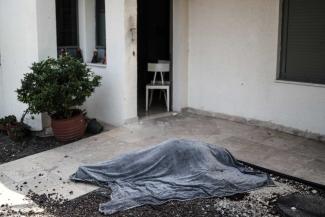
[0,112,324,208]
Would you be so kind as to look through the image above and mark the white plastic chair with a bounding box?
[146,63,170,112]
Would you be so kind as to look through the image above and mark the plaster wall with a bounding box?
[172,0,189,111]
[0,0,40,129]
[188,0,325,135]
[84,0,138,126]
[0,0,57,130]
[78,0,96,63]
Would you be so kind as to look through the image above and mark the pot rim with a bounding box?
[51,110,84,122]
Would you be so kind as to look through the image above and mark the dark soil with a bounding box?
[0,134,64,164]
[0,129,99,165]
[1,171,324,217]
[21,175,325,217]
[26,189,257,217]
[29,189,111,217]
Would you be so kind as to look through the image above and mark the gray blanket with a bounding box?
[71,139,272,215]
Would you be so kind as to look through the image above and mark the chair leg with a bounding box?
[163,90,167,104]
[149,89,154,107]
[167,88,170,112]
[146,87,149,111]
[159,90,163,99]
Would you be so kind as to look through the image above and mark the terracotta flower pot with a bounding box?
[6,123,28,142]
[0,124,7,134]
[51,112,87,142]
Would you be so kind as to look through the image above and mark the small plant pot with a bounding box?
[0,124,8,134]
[51,112,87,142]
[7,123,28,142]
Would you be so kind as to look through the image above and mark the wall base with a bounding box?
[183,107,325,143]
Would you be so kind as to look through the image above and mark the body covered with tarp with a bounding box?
[71,139,272,215]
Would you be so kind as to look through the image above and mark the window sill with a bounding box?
[86,63,107,68]
[275,80,325,88]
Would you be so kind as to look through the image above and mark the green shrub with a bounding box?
[17,55,101,119]
[0,115,17,126]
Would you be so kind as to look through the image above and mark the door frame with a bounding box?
[136,0,174,116]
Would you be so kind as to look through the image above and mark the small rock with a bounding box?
[311,189,317,194]
[291,207,297,211]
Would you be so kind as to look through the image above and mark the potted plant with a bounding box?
[17,55,101,142]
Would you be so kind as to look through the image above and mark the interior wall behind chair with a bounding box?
[137,0,170,102]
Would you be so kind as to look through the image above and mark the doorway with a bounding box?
[137,0,172,117]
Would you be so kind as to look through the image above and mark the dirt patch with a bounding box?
[0,130,101,165]
[0,134,65,164]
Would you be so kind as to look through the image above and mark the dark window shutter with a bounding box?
[56,0,78,47]
[96,0,106,48]
[280,0,325,84]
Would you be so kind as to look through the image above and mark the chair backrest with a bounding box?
[147,63,170,73]
[158,60,170,64]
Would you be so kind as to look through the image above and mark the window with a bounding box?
[56,0,79,56]
[94,0,106,63]
[279,0,325,84]
[96,0,106,48]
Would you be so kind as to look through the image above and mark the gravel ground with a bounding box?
[0,131,98,165]
[1,172,324,217]
[0,134,64,164]
[1,134,324,217]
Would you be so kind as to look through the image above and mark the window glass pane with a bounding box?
[56,0,78,47]
[96,0,106,47]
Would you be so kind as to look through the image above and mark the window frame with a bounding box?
[277,0,325,86]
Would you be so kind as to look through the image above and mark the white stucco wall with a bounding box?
[78,0,96,63]
[188,0,325,135]
[36,0,57,60]
[84,0,138,126]
[0,0,40,129]
[172,0,189,111]
[0,0,56,130]
[123,0,138,122]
